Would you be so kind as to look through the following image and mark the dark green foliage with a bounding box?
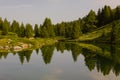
[102,6,113,24]
[113,23,120,43]
[55,42,66,53]
[114,6,120,20]
[0,5,120,40]
[110,23,116,43]
[71,21,82,39]
[97,8,102,27]
[71,44,82,61]
[40,18,55,38]
[34,24,40,37]
[25,23,34,38]
[41,45,55,64]
[82,10,97,33]
[97,5,114,27]
[65,23,73,38]
[0,17,3,30]
[2,18,10,35]
[18,50,32,64]
[19,23,25,37]
[54,20,82,39]
[10,20,20,36]
[55,22,66,37]
[40,27,49,38]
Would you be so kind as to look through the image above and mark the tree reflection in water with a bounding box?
[0,42,120,76]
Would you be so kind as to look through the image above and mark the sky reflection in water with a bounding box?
[0,42,120,80]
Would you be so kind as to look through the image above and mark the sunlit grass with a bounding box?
[78,20,120,41]
[0,34,57,52]
[75,43,111,58]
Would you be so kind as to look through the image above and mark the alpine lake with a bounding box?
[0,42,120,80]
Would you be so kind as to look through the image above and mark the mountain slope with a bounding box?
[78,20,120,41]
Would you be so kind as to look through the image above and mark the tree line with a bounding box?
[0,5,120,39]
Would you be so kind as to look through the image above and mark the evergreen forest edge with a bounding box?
[0,5,120,44]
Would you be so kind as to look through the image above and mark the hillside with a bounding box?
[78,20,120,42]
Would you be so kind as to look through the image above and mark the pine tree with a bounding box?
[0,17,3,30]
[115,6,120,20]
[34,24,40,37]
[2,18,10,35]
[40,27,49,38]
[65,23,72,38]
[103,5,112,24]
[10,20,20,36]
[71,22,82,39]
[97,8,102,27]
[59,22,66,37]
[19,23,25,37]
[83,10,97,33]
[41,18,55,38]
[25,24,34,38]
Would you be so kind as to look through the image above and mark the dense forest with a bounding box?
[0,5,120,42]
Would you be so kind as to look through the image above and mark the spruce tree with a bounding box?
[19,23,25,37]
[65,23,73,38]
[25,24,34,38]
[34,24,40,37]
[2,18,10,35]
[41,18,55,38]
[40,27,49,38]
[0,17,3,30]
[71,22,82,39]
[83,10,97,33]
[11,20,20,36]
[115,6,120,20]
[103,5,112,24]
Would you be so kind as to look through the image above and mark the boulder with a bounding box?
[20,43,29,49]
[0,46,4,49]
[13,46,22,51]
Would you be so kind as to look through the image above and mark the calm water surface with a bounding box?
[0,42,120,80]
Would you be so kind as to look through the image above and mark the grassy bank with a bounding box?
[0,35,57,52]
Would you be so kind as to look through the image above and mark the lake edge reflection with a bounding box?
[0,42,120,77]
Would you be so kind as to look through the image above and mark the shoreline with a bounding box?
[0,38,57,52]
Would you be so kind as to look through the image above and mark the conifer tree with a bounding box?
[2,18,10,35]
[115,6,120,20]
[58,22,66,37]
[25,24,34,38]
[40,27,49,38]
[83,10,97,33]
[34,24,40,37]
[71,22,81,39]
[11,20,20,36]
[65,23,73,38]
[103,5,112,24]
[0,17,3,30]
[41,18,55,38]
[19,23,25,37]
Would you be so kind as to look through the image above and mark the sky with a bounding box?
[0,0,120,25]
